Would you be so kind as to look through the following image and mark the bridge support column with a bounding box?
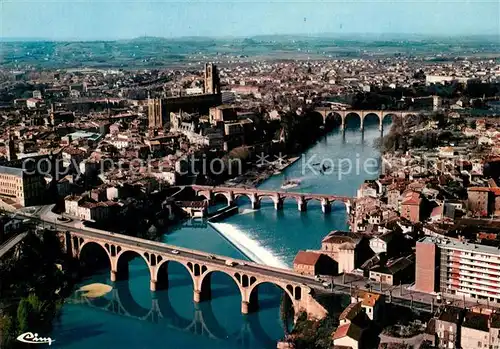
[297,199,307,212]
[110,270,117,282]
[345,201,351,215]
[241,301,249,315]
[193,290,202,303]
[228,192,235,206]
[251,195,260,209]
[274,199,283,211]
[321,201,331,214]
[360,118,364,132]
[379,122,383,133]
[150,280,157,292]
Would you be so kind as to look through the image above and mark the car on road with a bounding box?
[171,250,179,255]
[322,282,331,289]
[225,259,236,266]
[207,255,215,259]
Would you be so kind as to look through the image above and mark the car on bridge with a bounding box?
[225,259,236,266]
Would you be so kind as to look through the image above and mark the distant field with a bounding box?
[1,35,499,69]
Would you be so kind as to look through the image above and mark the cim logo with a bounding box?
[17,332,55,346]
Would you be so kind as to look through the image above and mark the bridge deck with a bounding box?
[0,232,28,258]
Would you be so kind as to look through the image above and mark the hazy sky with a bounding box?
[1,0,499,40]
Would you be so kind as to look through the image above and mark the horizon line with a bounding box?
[1,32,499,43]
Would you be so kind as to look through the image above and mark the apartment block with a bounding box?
[416,236,500,304]
[0,165,46,207]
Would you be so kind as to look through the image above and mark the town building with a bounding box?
[435,306,463,349]
[148,97,164,129]
[416,236,500,304]
[467,187,492,217]
[400,190,422,223]
[292,251,337,276]
[461,310,490,349]
[0,165,46,207]
[320,231,372,274]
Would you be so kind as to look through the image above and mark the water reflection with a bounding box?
[68,276,281,348]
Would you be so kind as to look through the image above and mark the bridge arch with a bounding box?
[325,112,343,128]
[154,259,196,291]
[308,111,325,127]
[257,195,279,206]
[115,249,152,281]
[234,193,254,204]
[344,112,362,128]
[363,112,381,127]
[199,269,243,303]
[382,112,397,124]
[195,190,212,202]
[247,281,297,315]
[213,192,232,206]
[78,240,111,272]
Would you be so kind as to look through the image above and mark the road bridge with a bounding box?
[0,233,28,259]
[314,108,423,131]
[60,225,328,320]
[192,185,353,213]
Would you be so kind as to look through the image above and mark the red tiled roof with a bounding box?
[293,251,321,266]
[401,191,421,206]
[332,323,362,341]
[468,187,490,192]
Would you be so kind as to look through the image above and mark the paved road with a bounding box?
[0,232,28,258]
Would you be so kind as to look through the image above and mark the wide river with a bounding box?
[51,118,387,349]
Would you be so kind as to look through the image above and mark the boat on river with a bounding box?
[281,179,301,190]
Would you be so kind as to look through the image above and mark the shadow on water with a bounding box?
[71,265,285,348]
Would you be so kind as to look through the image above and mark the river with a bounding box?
[50,117,387,349]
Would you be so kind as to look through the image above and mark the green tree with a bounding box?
[16,298,32,333]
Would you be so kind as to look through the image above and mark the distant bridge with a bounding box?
[314,108,424,131]
[192,185,353,213]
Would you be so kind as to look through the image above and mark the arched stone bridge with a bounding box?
[61,227,328,320]
[314,107,424,131]
[192,185,353,213]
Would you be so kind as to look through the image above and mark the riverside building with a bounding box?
[416,236,500,304]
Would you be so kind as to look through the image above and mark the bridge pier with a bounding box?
[345,201,351,215]
[150,280,157,292]
[297,199,307,212]
[321,201,331,214]
[274,199,283,211]
[251,200,261,210]
[110,270,117,282]
[241,301,249,315]
[193,290,202,303]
